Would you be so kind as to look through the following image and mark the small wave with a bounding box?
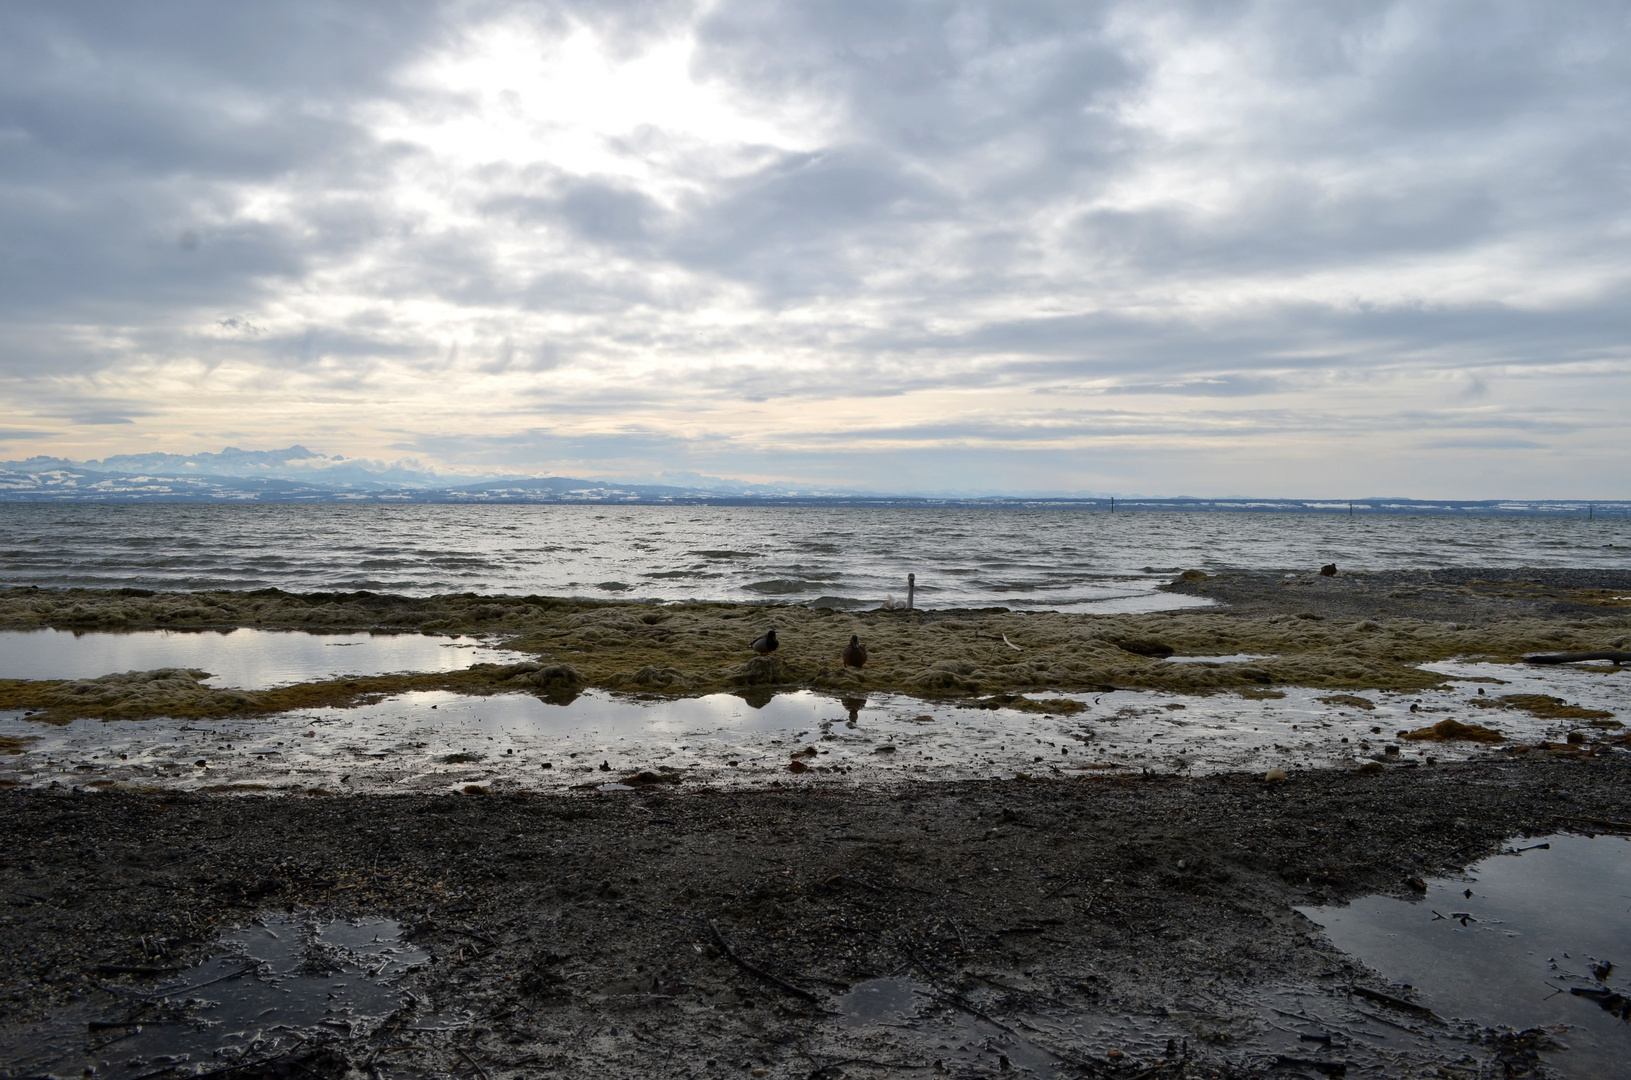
[691,549,759,559]
[744,579,818,594]
[806,595,875,610]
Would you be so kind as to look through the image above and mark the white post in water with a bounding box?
[907,573,915,612]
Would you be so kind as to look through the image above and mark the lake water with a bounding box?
[2,503,1627,611]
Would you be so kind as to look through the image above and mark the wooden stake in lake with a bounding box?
[907,573,915,612]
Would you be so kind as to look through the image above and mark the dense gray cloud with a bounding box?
[0,0,1628,496]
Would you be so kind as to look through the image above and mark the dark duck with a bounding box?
[749,629,779,656]
[841,634,867,668]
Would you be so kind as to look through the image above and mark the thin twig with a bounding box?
[708,920,819,1002]
[136,963,256,999]
[930,992,1015,1035]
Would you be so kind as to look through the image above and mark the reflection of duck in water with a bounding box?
[841,634,867,668]
[750,629,779,656]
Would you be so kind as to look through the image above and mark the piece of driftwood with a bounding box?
[1349,985,1433,1017]
[708,920,818,1002]
[1524,650,1631,665]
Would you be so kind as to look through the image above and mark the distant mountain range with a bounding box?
[0,447,1624,514]
[0,446,869,503]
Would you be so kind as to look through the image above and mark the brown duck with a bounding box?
[841,634,867,668]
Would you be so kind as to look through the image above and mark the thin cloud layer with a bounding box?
[1,0,1627,497]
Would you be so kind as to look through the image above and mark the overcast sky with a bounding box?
[1,1,1628,497]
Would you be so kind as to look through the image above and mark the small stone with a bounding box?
[1264,767,1288,782]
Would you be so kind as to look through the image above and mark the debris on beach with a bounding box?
[1401,719,1504,743]
[1472,693,1614,720]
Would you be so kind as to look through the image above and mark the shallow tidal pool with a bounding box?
[1,657,1620,794]
[0,627,528,688]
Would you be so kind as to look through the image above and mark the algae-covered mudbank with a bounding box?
[1,576,1628,721]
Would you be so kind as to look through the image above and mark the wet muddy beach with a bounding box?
[0,569,1628,1078]
[2,760,1628,1079]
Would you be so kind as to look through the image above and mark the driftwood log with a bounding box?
[1524,651,1631,665]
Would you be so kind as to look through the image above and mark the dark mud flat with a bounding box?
[3,757,1629,1079]
[1164,568,1631,624]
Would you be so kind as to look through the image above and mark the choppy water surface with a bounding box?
[1301,834,1631,1079]
[0,628,528,689]
[2,503,1626,610]
[4,660,1619,794]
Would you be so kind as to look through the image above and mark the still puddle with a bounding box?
[0,627,527,689]
[1,654,1621,793]
[1301,833,1631,1079]
[1162,653,1274,664]
[0,915,439,1078]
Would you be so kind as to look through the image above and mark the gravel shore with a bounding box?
[2,756,1628,1079]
